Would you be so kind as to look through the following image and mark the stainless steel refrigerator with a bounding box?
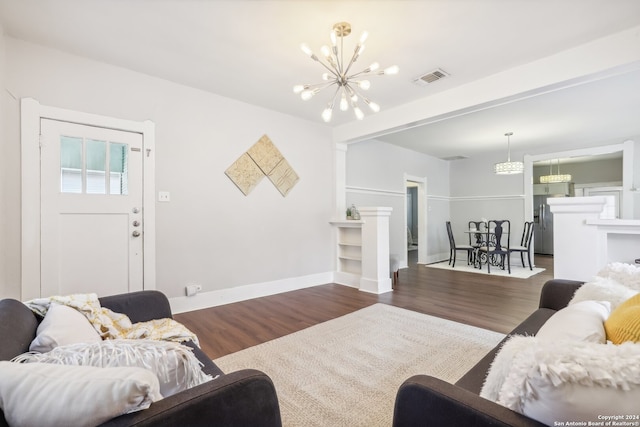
[533,183,574,255]
[533,196,554,255]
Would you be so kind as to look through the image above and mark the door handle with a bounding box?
[132,230,141,237]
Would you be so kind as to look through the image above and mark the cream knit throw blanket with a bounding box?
[25,293,199,346]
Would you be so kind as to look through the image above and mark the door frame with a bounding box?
[404,174,428,266]
[20,98,156,300]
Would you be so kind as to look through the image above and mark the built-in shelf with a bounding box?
[331,220,363,287]
[330,207,393,294]
[338,255,362,261]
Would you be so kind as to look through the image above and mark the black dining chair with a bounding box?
[477,220,511,274]
[446,221,474,268]
[468,221,487,248]
[510,221,534,270]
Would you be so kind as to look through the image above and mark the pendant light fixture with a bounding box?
[540,159,572,183]
[494,132,524,175]
[293,22,399,123]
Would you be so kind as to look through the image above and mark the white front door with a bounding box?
[40,119,144,297]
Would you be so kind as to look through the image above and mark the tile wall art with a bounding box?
[225,134,299,196]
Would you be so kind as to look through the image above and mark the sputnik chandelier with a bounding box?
[293,22,399,123]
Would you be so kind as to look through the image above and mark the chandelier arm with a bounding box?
[349,69,375,78]
[347,83,371,104]
[301,81,339,90]
[328,85,341,108]
[343,48,362,78]
[338,32,345,75]
[345,83,359,99]
[311,58,341,79]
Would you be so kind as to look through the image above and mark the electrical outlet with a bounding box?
[185,283,202,296]
[158,191,171,202]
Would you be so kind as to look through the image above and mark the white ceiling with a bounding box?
[1,0,639,159]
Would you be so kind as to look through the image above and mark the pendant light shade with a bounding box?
[494,132,524,175]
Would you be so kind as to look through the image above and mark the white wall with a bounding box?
[448,150,526,248]
[345,139,450,266]
[2,38,335,305]
[0,24,8,297]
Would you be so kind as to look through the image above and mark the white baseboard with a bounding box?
[169,271,334,314]
[427,253,449,264]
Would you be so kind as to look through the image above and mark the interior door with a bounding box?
[40,119,144,297]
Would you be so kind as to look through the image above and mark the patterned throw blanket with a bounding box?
[25,293,199,347]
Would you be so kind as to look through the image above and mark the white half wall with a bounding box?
[2,38,335,305]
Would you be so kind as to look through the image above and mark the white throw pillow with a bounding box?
[536,300,610,343]
[15,339,213,397]
[569,276,638,310]
[0,361,162,427]
[496,340,640,426]
[29,303,102,353]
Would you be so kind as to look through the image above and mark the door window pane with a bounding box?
[109,142,128,195]
[60,136,83,193]
[86,139,106,194]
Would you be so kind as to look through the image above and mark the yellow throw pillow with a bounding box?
[605,293,640,344]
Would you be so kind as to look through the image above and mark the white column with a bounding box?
[548,197,606,281]
[359,207,393,294]
[334,142,348,220]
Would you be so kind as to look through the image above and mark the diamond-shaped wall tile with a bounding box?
[268,158,300,197]
[247,134,283,175]
[224,152,265,196]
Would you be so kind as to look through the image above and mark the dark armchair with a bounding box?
[0,290,282,427]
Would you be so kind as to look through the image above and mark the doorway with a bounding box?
[404,175,427,266]
[20,99,156,300]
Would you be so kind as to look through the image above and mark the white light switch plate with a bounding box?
[158,191,170,202]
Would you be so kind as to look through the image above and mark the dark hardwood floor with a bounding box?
[175,253,554,359]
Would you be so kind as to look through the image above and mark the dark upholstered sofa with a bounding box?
[0,290,282,427]
[393,279,585,427]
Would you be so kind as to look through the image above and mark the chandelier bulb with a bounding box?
[359,31,369,45]
[381,65,399,75]
[357,80,371,90]
[322,107,333,123]
[340,93,349,111]
[365,100,380,112]
[354,107,364,120]
[293,85,306,94]
[320,45,331,59]
[322,73,331,81]
[330,31,337,46]
[368,62,380,72]
[300,44,313,57]
[301,88,318,101]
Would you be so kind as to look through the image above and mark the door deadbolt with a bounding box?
[132,220,140,227]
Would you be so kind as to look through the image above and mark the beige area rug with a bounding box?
[427,260,545,279]
[214,304,504,427]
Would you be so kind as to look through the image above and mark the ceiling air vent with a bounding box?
[441,155,467,161]
[413,68,449,86]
